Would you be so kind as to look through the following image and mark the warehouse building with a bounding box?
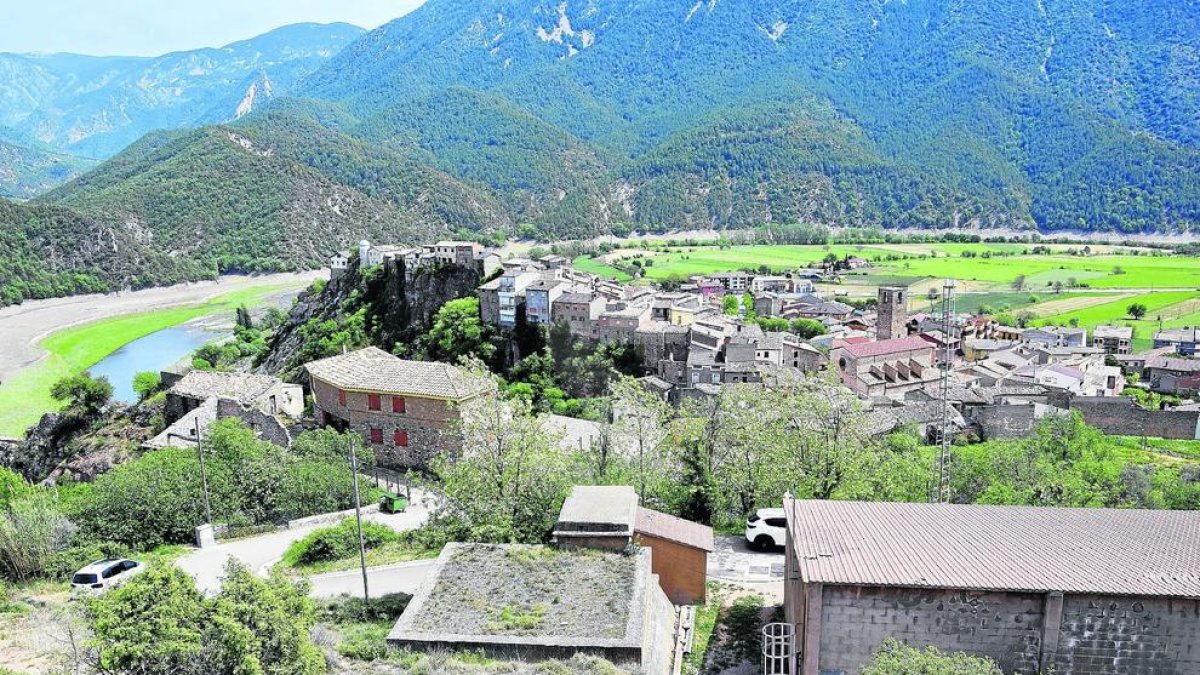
[783,498,1200,675]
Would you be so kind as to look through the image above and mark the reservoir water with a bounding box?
[89,324,222,402]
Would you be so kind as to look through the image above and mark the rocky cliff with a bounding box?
[259,255,483,380]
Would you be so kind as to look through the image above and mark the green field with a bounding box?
[0,283,303,437]
[584,243,1200,290]
[574,243,1200,348]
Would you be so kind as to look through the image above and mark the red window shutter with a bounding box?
[338,389,346,407]
[392,396,406,413]
[394,430,409,447]
[368,393,381,411]
[369,428,383,444]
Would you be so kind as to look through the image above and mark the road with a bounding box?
[0,271,323,384]
[176,489,431,596]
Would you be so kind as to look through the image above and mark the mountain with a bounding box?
[15,0,1200,306]
[0,199,212,306]
[0,22,365,162]
[0,126,96,199]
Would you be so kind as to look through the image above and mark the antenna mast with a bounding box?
[936,278,957,504]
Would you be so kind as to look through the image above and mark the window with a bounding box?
[765,517,787,528]
[338,389,346,407]
[369,428,383,445]
[394,430,409,447]
[392,396,406,413]
[368,393,381,411]
[102,565,122,579]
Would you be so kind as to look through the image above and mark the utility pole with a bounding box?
[195,415,213,525]
[348,436,370,608]
[935,279,957,504]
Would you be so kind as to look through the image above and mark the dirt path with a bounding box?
[0,271,323,385]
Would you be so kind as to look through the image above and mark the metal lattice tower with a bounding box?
[935,278,957,504]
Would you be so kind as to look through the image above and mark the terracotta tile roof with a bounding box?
[305,347,488,400]
[786,499,1200,597]
[636,507,714,552]
[840,337,933,359]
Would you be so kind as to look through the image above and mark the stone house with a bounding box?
[477,269,542,328]
[164,371,303,424]
[1091,325,1133,355]
[551,291,606,339]
[423,241,484,267]
[595,301,652,344]
[784,498,1200,675]
[1145,354,1200,394]
[834,337,939,400]
[635,322,690,366]
[306,347,491,468]
[1021,326,1088,348]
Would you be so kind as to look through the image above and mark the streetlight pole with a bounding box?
[348,437,370,608]
[194,416,212,525]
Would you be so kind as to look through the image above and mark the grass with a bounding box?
[0,281,304,437]
[279,539,439,575]
[572,255,631,281]
[685,583,726,675]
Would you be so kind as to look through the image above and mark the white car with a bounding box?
[71,559,143,597]
[745,508,787,550]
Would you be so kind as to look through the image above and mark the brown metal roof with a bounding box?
[786,499,1200,598]
[636,507,714,552]
[305,347,488,400]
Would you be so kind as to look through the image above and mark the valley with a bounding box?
[0,272,318,436]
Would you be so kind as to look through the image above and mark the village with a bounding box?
[85,238,1200,675]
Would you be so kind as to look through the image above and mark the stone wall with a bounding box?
[311,379,460,469]
[1069,397,1200,440]
[815,586,1044,675]
[1053,595,1200,675]
[972,403,1063,440]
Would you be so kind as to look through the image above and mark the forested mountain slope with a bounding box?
[0,23,364,195]
[14,0,1200,306]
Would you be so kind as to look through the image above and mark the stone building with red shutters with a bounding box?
[305,347,490,468]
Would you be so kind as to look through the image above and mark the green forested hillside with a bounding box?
[0,200,212,305]
[0,128,95,199]
[17,0,1200,304]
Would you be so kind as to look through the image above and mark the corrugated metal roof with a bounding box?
[786,499,1200,598]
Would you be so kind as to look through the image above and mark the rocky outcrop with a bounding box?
[0,401,155,484]
[259,255,482,379]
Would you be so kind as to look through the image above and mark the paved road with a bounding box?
[707,535,785,584]
[176,490,430,595]
[309,559,437,599]
[0,271,322,384]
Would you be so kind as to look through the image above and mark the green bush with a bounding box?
[283,518,401,567]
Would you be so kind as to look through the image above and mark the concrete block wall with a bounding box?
[816,586,1044,675]
[1069,398,1200,441]
[1054,595,1200,675]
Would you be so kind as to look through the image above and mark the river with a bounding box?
[89,324,223,402]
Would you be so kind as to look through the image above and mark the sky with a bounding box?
[0,0,427,56]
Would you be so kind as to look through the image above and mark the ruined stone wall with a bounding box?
[816,586,1044,675]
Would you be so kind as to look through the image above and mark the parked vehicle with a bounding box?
[745,508,787,550]
[71,559,143,597]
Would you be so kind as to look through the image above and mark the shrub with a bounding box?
[862,639,1002,674]
[0,493,76,582]
[283,518,401,567]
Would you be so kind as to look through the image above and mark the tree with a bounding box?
[50,373,113,416]
[1128,303,1148,320]
[1010,274,1027,292]
[1053,280,1064,294]
[675,440,716,526]
[132,371,162,402]
[862,639,1002,675]
[433,371,577,544]
[0,492,75,582]
[420,297,497,364]
[235,305,253,331]
[86,561,324,675]
[611,377,672,503]
[789,318,827,339]
[722,295,739,315]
